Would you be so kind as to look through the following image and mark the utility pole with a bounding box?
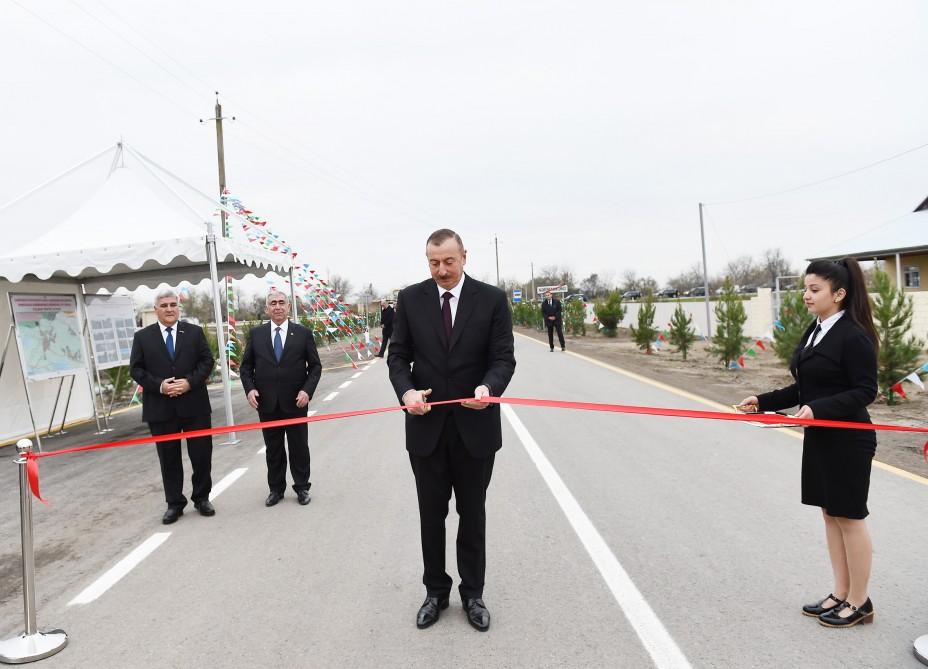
[531,262,535,301]
[699,202,712,338]
[494,235,500,287]
[200,92,235,238]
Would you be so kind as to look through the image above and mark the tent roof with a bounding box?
[0,143,293,290]
[811,196,928,260]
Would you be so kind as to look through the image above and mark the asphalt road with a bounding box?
[2,335,927,668]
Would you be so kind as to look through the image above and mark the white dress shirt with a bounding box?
[158,321,179,345]
[270,319,289,347]
[805,310,843,348]
[435,274,466,325]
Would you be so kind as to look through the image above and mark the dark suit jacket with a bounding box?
[380,305,395,338]
[387,274,516,458]
[129,321,214,423]
[541,298,562,323]
[758,314,877,450]
[240,320,322,415]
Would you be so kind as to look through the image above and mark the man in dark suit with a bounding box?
[541,290,565,352]
[377,299,395,357]
[130,289,216,524]
[388,229,516,632]
[240,290,322,507]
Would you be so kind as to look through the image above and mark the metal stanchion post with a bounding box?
[915,636,928,665]
[0,440,68,664]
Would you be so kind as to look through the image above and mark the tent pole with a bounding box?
[206,223,239,444]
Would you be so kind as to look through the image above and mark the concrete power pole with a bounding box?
[200,93,234,238]
[495,235,500,287]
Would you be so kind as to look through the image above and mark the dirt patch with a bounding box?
[519,326,928,478]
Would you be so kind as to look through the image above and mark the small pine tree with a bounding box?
[772,287,811,364]
[668,302,697,360]
[630,292,658,353]
[712,278,747,368]
[564,299,586,336]
[872,269,923,404]
[594,290,626,337]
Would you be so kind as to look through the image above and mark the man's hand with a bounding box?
[403,388,432,416]
[247,389,260,410]
[462,385,491,410]
[793,405,814,420]
[171,378,191,395]
[160,377,189,397]
[547,316,555,321]
[296,390,310,409]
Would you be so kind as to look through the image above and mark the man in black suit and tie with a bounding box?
[130,289,216,524]
[541,290,565,351]
[388,229,516,632]
[377,298,394,357]
[240,290,322,507]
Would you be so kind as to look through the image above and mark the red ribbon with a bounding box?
[21,396,928,503]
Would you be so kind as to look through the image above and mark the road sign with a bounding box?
[512,289,522,304]
[536,284,567,295]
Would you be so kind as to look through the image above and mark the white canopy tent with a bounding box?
[0,141,295,442]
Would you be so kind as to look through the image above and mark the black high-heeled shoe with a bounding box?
[819,598,874,628]
[801,593,844,617]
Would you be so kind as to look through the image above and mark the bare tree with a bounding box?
[759,248,796,288]
[666,263,704,292]
[620,270,638,293]
[327,274,352,300]
[724,255,757,287]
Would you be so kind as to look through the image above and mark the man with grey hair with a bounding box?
[240,289,322,506]
[130,288,216,524]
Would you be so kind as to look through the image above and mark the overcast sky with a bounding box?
[2,0,927,297]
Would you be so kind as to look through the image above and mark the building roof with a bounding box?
[811,204,928,261]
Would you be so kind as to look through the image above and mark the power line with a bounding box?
[704,139,928,206]
[7,0,201,119]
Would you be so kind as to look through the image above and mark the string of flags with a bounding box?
[889,362,928,400]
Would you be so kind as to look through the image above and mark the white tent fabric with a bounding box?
[0,155,292,288]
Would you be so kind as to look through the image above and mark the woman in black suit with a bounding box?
[738,257,878,628]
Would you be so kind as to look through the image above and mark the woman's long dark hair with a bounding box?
[805,257,879,354]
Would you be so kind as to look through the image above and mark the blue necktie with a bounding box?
[274,326,283,362]
[165,327,175,359]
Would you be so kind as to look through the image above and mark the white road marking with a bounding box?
[502,404,692,669]
[351,372,362,379]
[338,381,352,389]
[323,392,338,401]
[68,533,171,606]
[210,468,247,500]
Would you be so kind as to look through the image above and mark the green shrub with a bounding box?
[594,291,626,337]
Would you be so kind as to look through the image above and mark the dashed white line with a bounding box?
[210,468,247,500]
[502,404,691,669]
[323,392,338,402]
[338,381,352,389]
[68,533,171,605]
[257,446,266,455]
[351,372,362,379]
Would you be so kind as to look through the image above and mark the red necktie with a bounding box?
[442,292,453,348]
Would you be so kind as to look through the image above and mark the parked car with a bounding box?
[738,284,757,294]
[621,290,642,301]
[565,293,587,302]
[687,286,706,297]
[657,287,678,299]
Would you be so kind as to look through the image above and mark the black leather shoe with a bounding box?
[463,598,490,632]
[194,500,215,516]
[819,598,874,628]
[265,491,285,507]
[416,596,449,629]
[162,507,183,524]
[297,490,311,505]
[801,593,844,617]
